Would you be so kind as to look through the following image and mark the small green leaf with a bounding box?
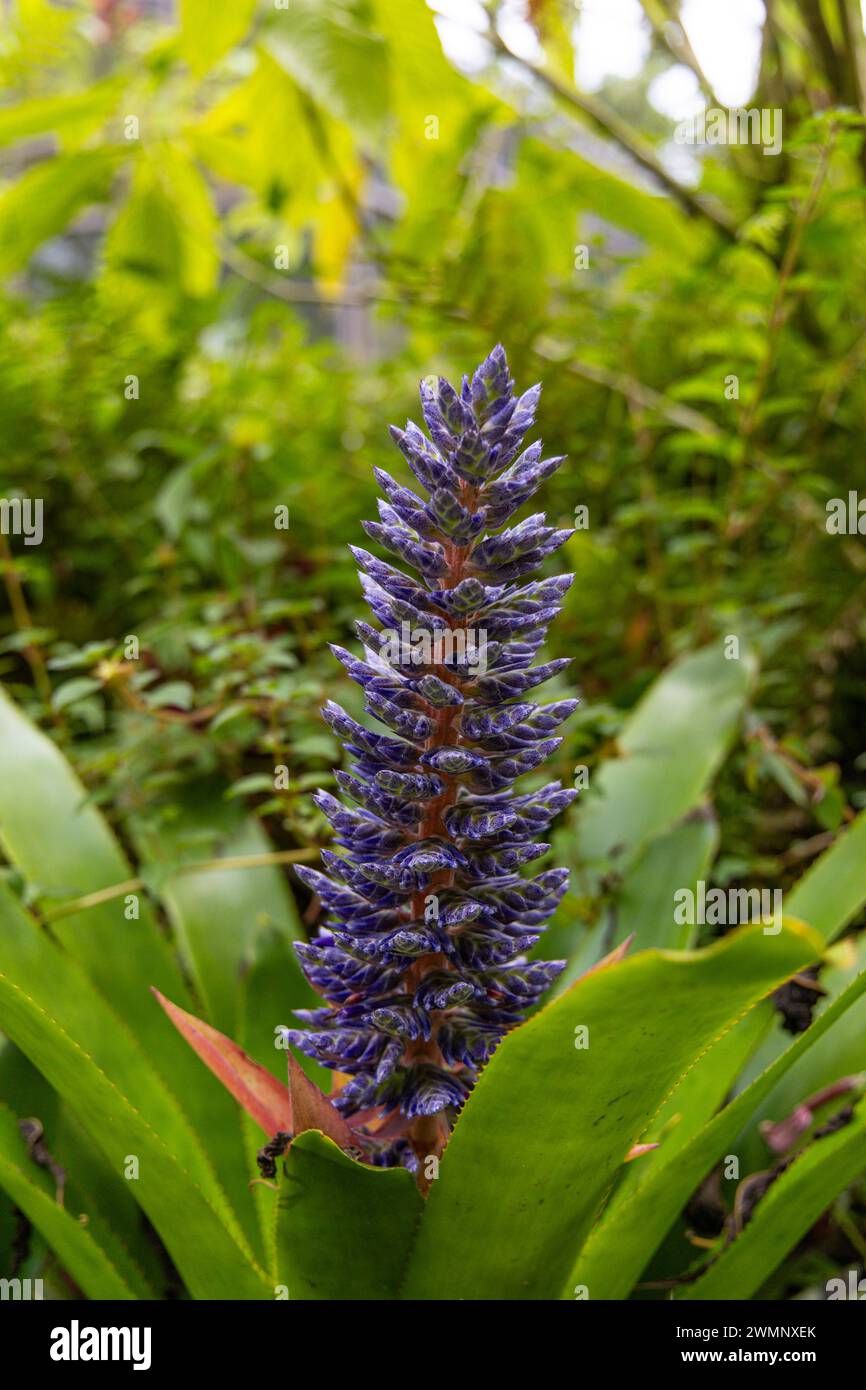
[144,680,194,710]
[179,0,258,77]
[225,774,275,800]
[51,676,102,711]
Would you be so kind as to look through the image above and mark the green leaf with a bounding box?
[179,0,258,77]
[556,809,719,989]
[0,689,261,1252]
[521,135,696,257]
[238,922,326,1089]
[0,686,191,1033]
[614,812,719,950]
[225,774,275,799]
[132,788,303,1036]
[0,80,123,150]
[0,149,119,275]
[144,680,194,711]
[570,966,866,1299]
[0,1103,139,1300]
[0,886,269,1299]
[734,936,866,1175]
[277,1130,423,1300]
[784,809,866,944]
[723,810,866,1146]
[575,645,756,879]
[588,808,866,1272]
[52,1104,165,1298]
[677,1097,866,1300]
[0,1042,160,1294]
[549,644,754,975]
[238,923,326,1275]
[399,920,821,1301]
[371,0,469,192]
[51,676,102,711]
[104,150,219,302]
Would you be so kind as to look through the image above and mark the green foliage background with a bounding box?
[0,0,865,1302]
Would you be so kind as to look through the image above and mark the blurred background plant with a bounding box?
[1,0,866,1300]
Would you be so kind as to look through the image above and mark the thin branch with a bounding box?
[727,125,837,533]
[533,338,722,436]
[484,23,737,240]
[40,847,320,922]
[641,0,721,108]
[0,530,54,710]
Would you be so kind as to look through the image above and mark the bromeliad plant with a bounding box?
[2,350,866,1302]
[163,345,580,1180]
[285,345,578,1173]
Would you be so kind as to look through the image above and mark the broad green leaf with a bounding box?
[0,1042,161,1295]
[574,644,756,879]
[0,688,257,1241]
[0,149,119,275]
[677,1097,866,1300]
[371,0,472,192]
[734,936,866,1175]
[104,150,219,301]
[153,147,219,297]
[596,808,866,1252]
[179,0,257,77]
[0,888,269,1300]
[192,49,323,200]
[132,789,303,1036]
[571,966,866,1299]
[611,810,719,951]
[0,687,189,1030]
[784,808,866,943]
[554,809,719,991]
[399,920,820,1301]
[265,3,389,143]
[607,1007,770,1211]
[549,644,754,974]
[277,1130,423,1300]
[0,80,123,150]
[0,1103,138,1300]
[725,809,866,1135]
[51,676,101,711]
[520,135,697,257]
[51,1105,164,1299]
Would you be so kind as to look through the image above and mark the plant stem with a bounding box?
[405,482,481,1182]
